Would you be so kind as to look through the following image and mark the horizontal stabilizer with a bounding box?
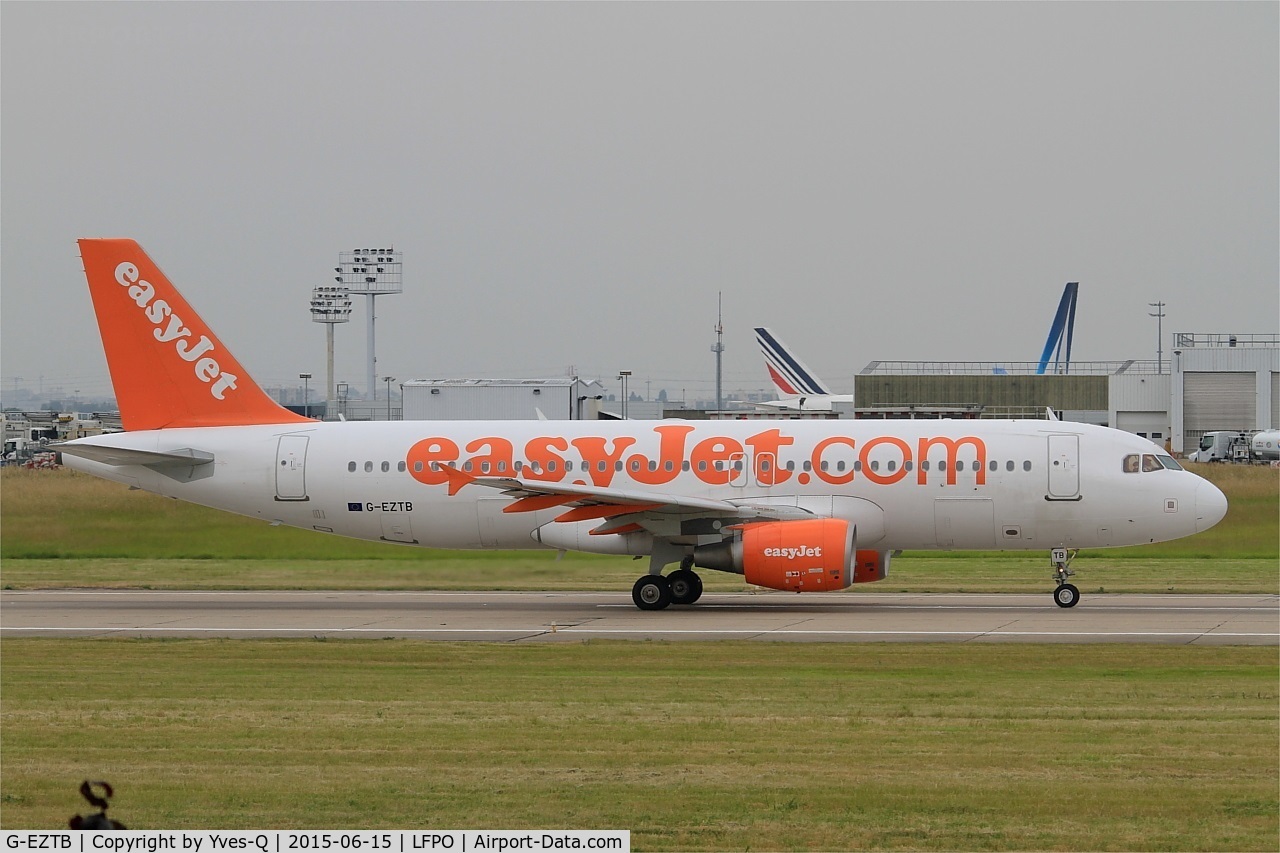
[56,443,214,469]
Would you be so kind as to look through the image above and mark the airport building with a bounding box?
[401,378,608,421]
[1168,333,1279,454]
[854,362,1117,424]
[850,332,1278,451]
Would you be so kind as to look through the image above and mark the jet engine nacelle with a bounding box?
[692,518,888,592]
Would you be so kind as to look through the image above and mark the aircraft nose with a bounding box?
[1195,478,1228,533]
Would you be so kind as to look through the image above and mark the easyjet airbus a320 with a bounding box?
[59,240,1228,610]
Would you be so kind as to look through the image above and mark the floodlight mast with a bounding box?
[310,284,353,419]
[337,248,402,401]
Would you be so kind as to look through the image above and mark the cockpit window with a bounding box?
[1125,452,1183,473]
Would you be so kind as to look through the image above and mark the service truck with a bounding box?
[1188,429,1280,463]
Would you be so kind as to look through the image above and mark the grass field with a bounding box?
[1,465,1276,594]
[1,641,1276,850]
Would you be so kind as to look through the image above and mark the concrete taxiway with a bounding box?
[1,590,1275,644]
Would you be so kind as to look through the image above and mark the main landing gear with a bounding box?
[1051,547,1080,608]
[632,559,704,611]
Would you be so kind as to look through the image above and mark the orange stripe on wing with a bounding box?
[503,494,580,513]
[554,503,663,523]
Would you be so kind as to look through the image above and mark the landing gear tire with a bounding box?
[667,569,704,605]
[1050,547,1080,608]
[632,575,673,611]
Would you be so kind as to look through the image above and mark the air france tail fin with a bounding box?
[754,327,833,397]
[78,239,311,431]
[1036,282,1079,375]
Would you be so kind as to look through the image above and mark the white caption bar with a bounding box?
[2,832,629,853]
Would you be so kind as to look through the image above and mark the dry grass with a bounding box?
[1,641,1276,850]
[1188,460,1280,499]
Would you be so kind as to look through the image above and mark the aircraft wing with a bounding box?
[441,467,814,531]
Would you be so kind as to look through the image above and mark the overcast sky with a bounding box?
[3,1,1276,404]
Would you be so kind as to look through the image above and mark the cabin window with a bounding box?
[760,459,771,472]
[664,460,674,472]
[682,461,690,472]
[462,461,473,472]
[802,461,812,472]
[921,460,930,471]
[648,461,658,472]
[348,461,356,473]
[413,461,423,473]
[514,461,523,472]
[397,461,406,473]
[630,460,641,472]
[939,461,948,472]
[1006,460,1015,472]
[497,461,507,473]
[820,460,829,472]
[785,461,795,471]
[547,461,558,473]
[836,461,846,472]
[698,460,707,472]
[364,461,373,473]
[853,460,862,471]
[1142,454,1161,473]
[1022,460,1032,471]
[886,460,896,472]
[989,460,997,471]
[615,461,623,472]
[870,460,880,472]
[381,461,390,473]
[480,461,490,474]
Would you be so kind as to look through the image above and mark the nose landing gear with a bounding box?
[1051,547,1080,608]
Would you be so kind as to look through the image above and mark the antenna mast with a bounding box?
[1148,301,1166,374]
[711,291,725,411]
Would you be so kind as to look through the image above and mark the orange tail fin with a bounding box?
[78,239,312,431]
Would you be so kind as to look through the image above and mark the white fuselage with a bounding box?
[63,418,1226,555]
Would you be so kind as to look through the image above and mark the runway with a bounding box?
[1,590,1276,644]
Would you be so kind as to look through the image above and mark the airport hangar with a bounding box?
[320,331,1276,456]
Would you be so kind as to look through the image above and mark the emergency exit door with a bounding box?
[1046,434,1080,500]
[275,434,309,501]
